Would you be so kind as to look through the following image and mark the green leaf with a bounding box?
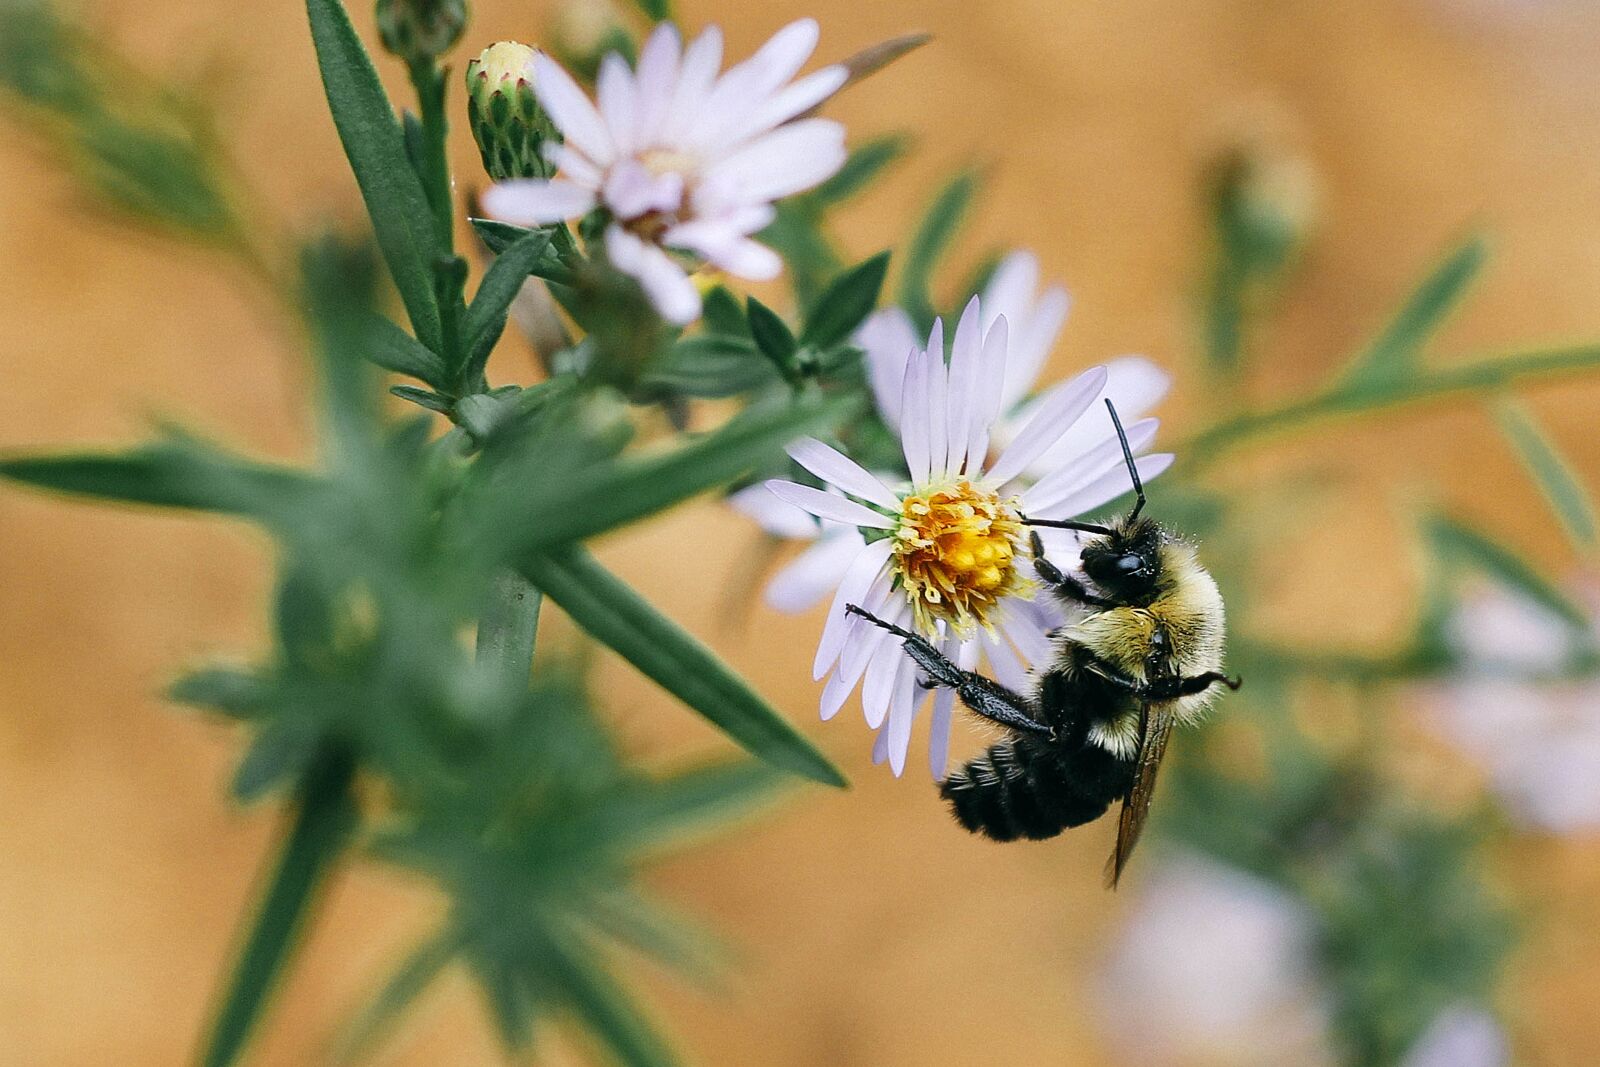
[390,384,454,413]
[899,167,980,330]
[638,335,781,398]
[338,927,463,1062]
[801,251,890,350]
[470,219,575,282]
[1495,400,1597,549]
[813,135,909,205]
[1341,236,1488,388]
[232,718,324,803]
[305,0,442,351]
[746,296,798,371]
[700,286,747,336]
[548,941,680,1067]
[1426,514,1589,630]
[580,759,787,856]
[366,314,448,386]
[201,746,357,1067]
[461,230,555,386]
[757,202,840,305]
[508,394,854,552]
[169,668,274,720]
[0,441,321,521]
[521,547,845,787]
[627,0,672,22]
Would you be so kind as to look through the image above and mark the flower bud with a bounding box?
[375,0,467,65]
[465,42,555,181]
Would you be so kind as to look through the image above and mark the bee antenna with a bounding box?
[1105,398,1145,523]
[1019,514,1113,537]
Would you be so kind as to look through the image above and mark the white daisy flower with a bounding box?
[480,20,848,324]
[762,296,1173,777]
[1425,582,1600,833]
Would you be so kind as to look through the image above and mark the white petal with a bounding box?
[663,26,723,141]
[811,539,894,679]
[544,143,603,186]
[999,610,1052,669]
[899,349,931,484]
[984,365,1109,487]
[981,251,1039,330]
[983,627,1031,692]
[764,480,893,529]
[1033,355,1171,466]
[886,659,923,777]
[722,65,848,144]
[786,438,900,509]
[726,483,820,539]
[820,582,899,720]
[603,161,681,219]
[871,722,891,765]
[964,314,1009,474]
[605,225,700,324]
[702,119,846,203]
[857,308,916,428]
[861,638,902,729]
[923,319,948,478]
[943,297,983,477]
[698,18,820,148]
[481,179,597,226]
[677,231,782,281]
[928,687,957,780]
[1002,286,1070,412]
[595,52,636,155]
[533,54,614,166]
[1037,453,1175,520]
[1023,417,1160,514]
[631,23,681,144]
[766,533,864,614]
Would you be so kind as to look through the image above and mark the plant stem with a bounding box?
[199,744,358,1067]
[476,569,541,695]
[406,60,453,254]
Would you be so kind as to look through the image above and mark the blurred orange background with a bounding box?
[6,0,1600,1063]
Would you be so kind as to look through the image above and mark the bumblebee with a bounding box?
[848,400,1238,885]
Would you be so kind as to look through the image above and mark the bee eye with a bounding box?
[1116,554,1144,574]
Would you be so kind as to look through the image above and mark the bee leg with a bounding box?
[1086,659,1242,700]
[845,605,1052,737]
[1029,531,1115,609]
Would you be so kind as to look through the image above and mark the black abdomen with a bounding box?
[940,733,1136,842]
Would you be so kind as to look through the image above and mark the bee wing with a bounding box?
[1104,704,1176,889]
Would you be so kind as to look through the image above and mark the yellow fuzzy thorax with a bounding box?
[892,480,1034,637]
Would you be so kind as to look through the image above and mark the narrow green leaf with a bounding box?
[169,668,274,720]
[813,135,909,205]
[511,395,854,552]
[1342,236,1488,388]
[582,759,786,856]
[0,442,321,520]
[470,950,536,1051]
[700,286,747,336]
[338,927,463,1063]
[1495,400,1597,548]
[757,203,840,305]
[305,0,442,351]
[389,384,454,413]
[461,230,554,385]
[232,719,324,803]
[366,314,448,386]
[476,569,542,697]
[470,219,575,282]
[201,746,357,1067]
[548,941,680,1067]
[638,335,780,399]
[1427,514,1589,630]
[801,251,890,350]
[521,547,845,787]
[746,297,798,369]
[899,168,980,330]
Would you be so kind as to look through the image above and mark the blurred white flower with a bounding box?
[1096,851,1334,1067]
[1400,1005,1509,1067]
[760,296,1172,777]
[482,20,847,323]
[1426,583,1600,833]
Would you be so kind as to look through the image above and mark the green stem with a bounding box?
[406,60,453,254]
[1182,342,1600,469]
[476,569,541,695]
[199,744,358,1067]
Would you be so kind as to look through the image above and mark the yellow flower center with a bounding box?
[892,480,1033,637]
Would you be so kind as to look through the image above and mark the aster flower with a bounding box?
[1424,582,1600,832]
[762,296,1173,777]
[480,20,848,324]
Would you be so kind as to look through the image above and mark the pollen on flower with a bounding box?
[892,480,1034,636]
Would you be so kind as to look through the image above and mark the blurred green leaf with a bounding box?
[628,0,671,21]
[746,296,798,371]
[232,718,325,803]
[366,314,448,387]
[1495,399,1597,549]
[521,547,845,787]
[390,384,454,413]
[1426,513,1588,629]
[699,287,747,336]
[461,230,555,388]
[757,202,841,305]
[170,668,276,721]
[639,335,780,399]
[338,928,462,1063]
[506,394,853,553]
[1340,236,1487,389]
[802,251,889,350]
[470,219,575,280]
[813,135,909,205]
[899,167,979,331]
[305,0,442,351]
[548,941,680,1067]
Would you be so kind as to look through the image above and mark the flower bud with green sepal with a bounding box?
[465,42,556,181]
[375,0,467,66]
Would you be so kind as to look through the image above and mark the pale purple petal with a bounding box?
[1037,454,1175,519]
[481,179,597,226]
[943,297,983,478]
[861,637,902,729]
[1023,417,1160,514]
[1003,286,1070,411]
[856,308,917,427]
[605,225,700,324]
[1032,356,1171,467]
[999,609,1053,668]
[765,480,893,529]
[964,315,1009,474]
[983,627,1031,692]
[766,533,865,613]
[701,119,846,202]
[928,687,957,780]
[698,235,783,281]
[544,143,603,187]
[595,52,637,155]
[727,483,821,539]
[723,65,848,144]
[871,722,891,765]
[786,437,900,509]
[811,539,893,679]
[533,54,614,165]
[630,23,681,145]
[603,161,682,219]
[983,365,1109,487]
[821,583,900,720]
[886,658,923,777]
[923,318,948,479]
[663,26,723,141]
[899,349,931,484]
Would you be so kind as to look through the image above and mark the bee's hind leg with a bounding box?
[844,605,1052,737]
